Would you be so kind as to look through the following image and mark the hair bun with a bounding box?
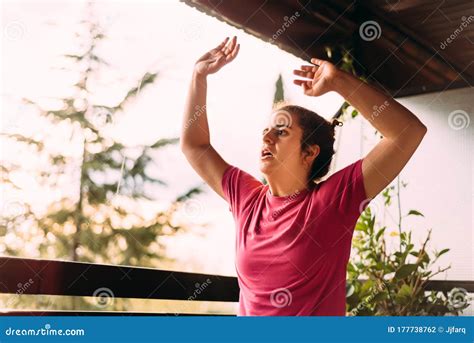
[331,119,343,128]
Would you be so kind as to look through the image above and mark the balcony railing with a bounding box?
[0,257,472,315]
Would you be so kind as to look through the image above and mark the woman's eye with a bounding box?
[277,130,286,135]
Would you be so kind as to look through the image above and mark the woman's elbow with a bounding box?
[412,119,428,137]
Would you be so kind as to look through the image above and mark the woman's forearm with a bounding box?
[332,71,427,139]
[180,72,211,149]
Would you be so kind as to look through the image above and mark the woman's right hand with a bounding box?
[194,36,240,76]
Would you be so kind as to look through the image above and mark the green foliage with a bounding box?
[273,74,284,104]
[346,181,469,316]
[323,44,470,316]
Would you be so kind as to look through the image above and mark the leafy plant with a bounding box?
[346,179,470,316]
[322,44,470,315]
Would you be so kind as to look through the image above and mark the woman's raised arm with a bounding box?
[180,37,240,199]
[293,58,427,200]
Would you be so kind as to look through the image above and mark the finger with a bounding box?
[293,79,312,87]
[301,65,317,72]
[293,70,314,79]
[213,37,229,52]
[231,39,239,54]
[226,43,240,62]
[224,36,237,55]
[222,38,232,53]
[311,57,326,66]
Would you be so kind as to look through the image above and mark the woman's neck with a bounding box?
[266,177,308,197]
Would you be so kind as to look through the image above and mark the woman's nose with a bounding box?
[263,131,273,144]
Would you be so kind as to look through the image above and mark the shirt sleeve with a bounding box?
[221,165,263,219]
[318,158,370,226]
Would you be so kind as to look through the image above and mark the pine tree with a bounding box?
[0,5,202,271]
[273,74,285,104]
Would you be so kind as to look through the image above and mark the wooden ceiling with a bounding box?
[181,0,473,97]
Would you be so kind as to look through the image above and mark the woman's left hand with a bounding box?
[293,58,340,97]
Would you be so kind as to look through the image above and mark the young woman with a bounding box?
[180,36,427,316]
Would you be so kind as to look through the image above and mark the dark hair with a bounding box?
[274,104,342,188]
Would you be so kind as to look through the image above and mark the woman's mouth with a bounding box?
[261,149,274,160]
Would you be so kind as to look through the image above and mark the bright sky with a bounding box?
[1,0,346,275]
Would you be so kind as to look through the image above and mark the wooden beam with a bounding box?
[0,257,239,302]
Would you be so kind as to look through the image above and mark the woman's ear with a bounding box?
[303,144,320,164]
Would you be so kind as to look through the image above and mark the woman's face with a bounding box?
[259,111,309,179]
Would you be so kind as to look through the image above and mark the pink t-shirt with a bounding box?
[221,158,369,316]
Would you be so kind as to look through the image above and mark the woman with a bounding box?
[180,36,427,316]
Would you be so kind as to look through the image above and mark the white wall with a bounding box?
[335,87,473,314]
[337,87,473,281]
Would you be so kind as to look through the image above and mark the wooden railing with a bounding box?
[0,257,472,315]
[0,257,239,315]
